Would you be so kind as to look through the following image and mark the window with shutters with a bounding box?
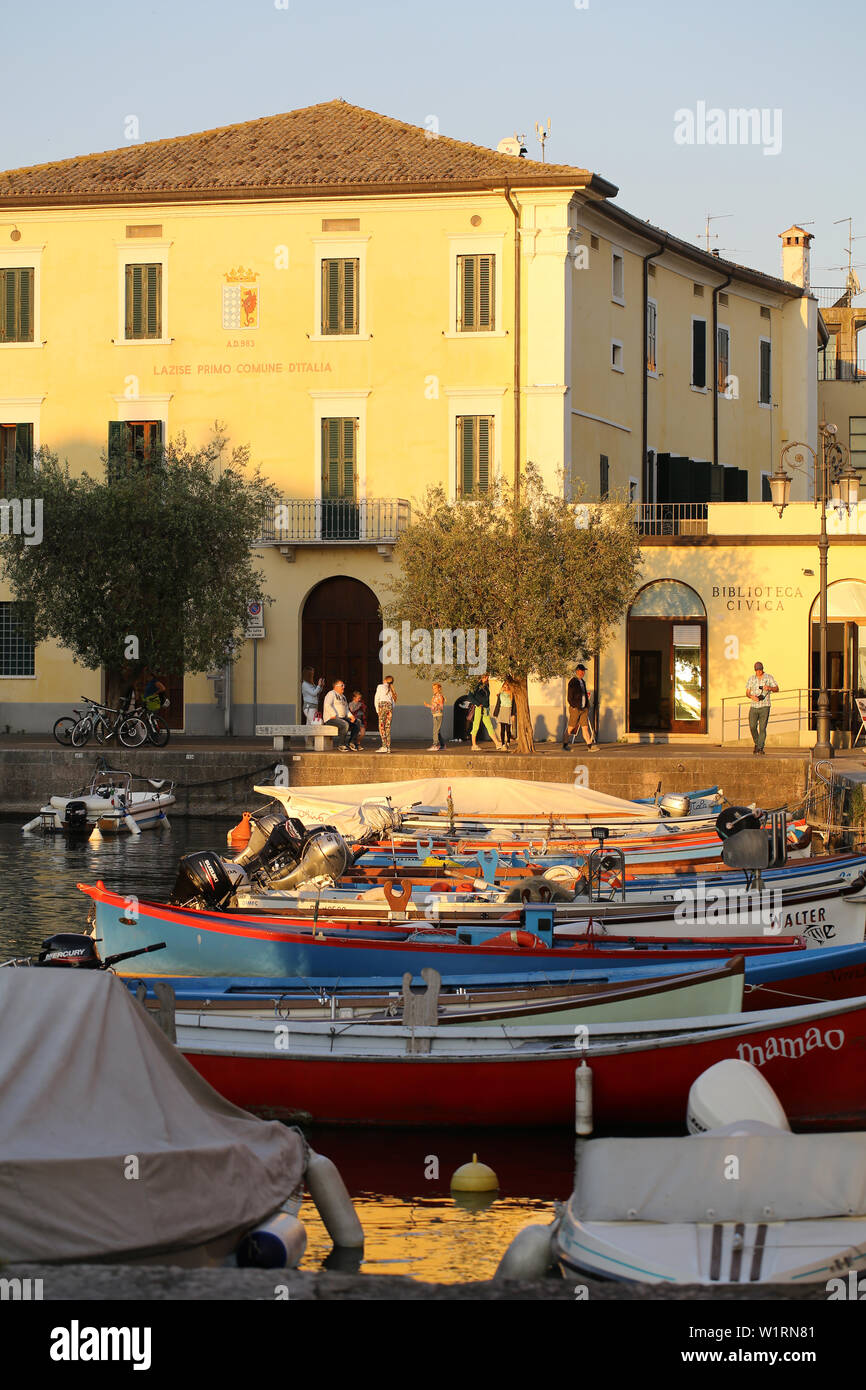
[0,601,35,677]
[320,417,359,539]
[456,416,493,496]
[600,455,609,501]
[717,325,730,393]
[321,259,360,335]
[124,264,162,339]
[0,268,34,343]
[646,300,658,373]
[0,423,33,495]
[759,338,772,405]
[107,420,163,480]
[457,254,495,332]
[691,318,707,389]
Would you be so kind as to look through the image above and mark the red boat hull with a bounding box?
[182,1000,866,1129]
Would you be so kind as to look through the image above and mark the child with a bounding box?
[424,682,445,750]
[349,691,367,747]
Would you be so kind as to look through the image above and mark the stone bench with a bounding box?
[255,723,339,752]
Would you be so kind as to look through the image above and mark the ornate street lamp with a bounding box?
[774,423,860,759]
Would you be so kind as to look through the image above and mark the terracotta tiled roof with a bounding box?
[0,100,617,205]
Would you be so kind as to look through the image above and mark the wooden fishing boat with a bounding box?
[174,995,866,1128]
[141,958,745,1029]
[81,879,815,980]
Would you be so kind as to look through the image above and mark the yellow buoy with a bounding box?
[450,1153,499,1193]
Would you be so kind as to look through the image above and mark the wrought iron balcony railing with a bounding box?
[812,286,862,310]
[817,357,866,382]
[256,497,411,546]
[634,503,709,536]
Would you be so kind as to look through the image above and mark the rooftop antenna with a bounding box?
[535,118,551,162]
[699,213,733,253]
[831,217,865,301]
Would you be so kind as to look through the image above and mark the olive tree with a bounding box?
[383,464,642,752]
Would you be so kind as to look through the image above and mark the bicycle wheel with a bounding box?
[71,717,93,747]
[147,715,170,747]
[94,716,115,745]
[53,717,77,746]
[118,717,147,748]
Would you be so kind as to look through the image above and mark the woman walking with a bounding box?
[493,680,516,749]
[374,674,397,753]
[469,674,501,750]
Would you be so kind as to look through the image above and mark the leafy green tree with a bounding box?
[1,427,278,680]
[384,464,642,752]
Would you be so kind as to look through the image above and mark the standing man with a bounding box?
[746,662,778,755]
[323,679,359,751]
[564,664,594,750]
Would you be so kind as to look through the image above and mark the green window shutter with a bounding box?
[322,419,339,497]
[458,417,474,495]
[18,269,33,341]
[1,269,32,342]
[341,417,355,497]
[14,423,33,482]
[146,265,161,338]
[478,256,494,330]
[477,418,491,492]
[108,421,126,480]
[343,259,358,334]
[460,256,475,331]
[126,266,140,337]
[323,260,340,334]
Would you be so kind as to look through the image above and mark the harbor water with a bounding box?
[0,814,564,1284]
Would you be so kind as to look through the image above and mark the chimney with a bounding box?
[780,225,813,290]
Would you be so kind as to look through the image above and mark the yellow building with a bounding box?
[0,102,863,745]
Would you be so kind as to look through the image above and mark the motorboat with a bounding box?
[546,1061,866,1286]
[22,766,175,836]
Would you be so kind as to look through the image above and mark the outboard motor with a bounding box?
[265,829,350,891]
[170,850,248,910]
[36,933,103,968]
[234,808,293,868]
[658,793,691,818]
[63,800,90,834]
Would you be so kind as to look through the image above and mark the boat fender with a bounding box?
[483,929,546,949]
[236,1210,307,1269]
[305,1149,365,1249]
[575,1061,593,1135]
[124,814,142,837]
[494,1223,555,1281]
[21,816,41,833]
[88,825,103,843]
[503,874,574,903]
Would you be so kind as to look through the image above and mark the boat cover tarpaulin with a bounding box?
[254,776,660,839]
[0,971,304,1263]
[573,1133,866,1223]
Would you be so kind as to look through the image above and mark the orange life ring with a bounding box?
[483,929,547,949]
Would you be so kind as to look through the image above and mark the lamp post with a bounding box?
[769,423,860,760]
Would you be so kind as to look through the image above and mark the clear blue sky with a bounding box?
[3,0,862,282]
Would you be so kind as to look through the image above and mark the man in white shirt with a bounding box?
[745,662,778,755]
[322,679,358,751]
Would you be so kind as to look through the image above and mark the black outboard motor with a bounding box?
[170,850,243,910]
[63,801,90,834]
[36,933,102,967]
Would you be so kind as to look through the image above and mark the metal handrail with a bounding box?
[721,686,857,743]
[633,503,708,536]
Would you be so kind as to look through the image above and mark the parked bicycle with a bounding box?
[61,698,147,749]
[128,697,171,747]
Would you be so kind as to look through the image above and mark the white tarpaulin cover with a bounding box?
[573,1134,866,1223]
[0,971,304,1263]
[254,776,660,839]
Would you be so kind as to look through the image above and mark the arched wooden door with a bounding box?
[301,577,382,712]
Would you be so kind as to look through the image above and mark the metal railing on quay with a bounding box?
[721,686,859,744]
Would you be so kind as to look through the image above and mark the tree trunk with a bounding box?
[512,675,534,754]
